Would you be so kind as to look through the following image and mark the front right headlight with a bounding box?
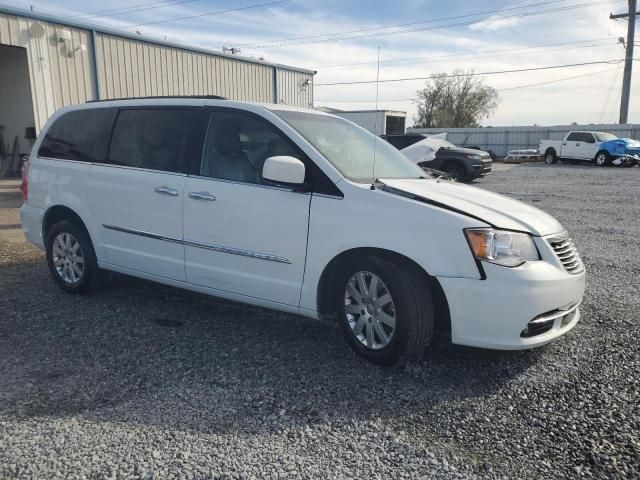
[465,228,540,267]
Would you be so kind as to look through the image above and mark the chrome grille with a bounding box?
[547,233,584,274]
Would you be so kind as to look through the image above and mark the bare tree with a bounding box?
[414,71,499,128]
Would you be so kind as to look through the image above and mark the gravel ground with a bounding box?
[0,164,639,479]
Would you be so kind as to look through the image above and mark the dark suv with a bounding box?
[382,134,492,182]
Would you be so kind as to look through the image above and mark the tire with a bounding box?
[442,162,466,181]
[334,256,434,366]
[544,149,557,164]
[45,220,106,294]
[594,151,610,167]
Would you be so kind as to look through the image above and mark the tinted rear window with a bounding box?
[107,108,201,173]
[38,108,116,161]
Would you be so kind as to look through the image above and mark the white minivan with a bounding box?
[21,97,586,365]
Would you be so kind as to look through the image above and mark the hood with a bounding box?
[380,178,564,236]
[401,138,437,164]
[438,146,490,157]
[601,138,640,156]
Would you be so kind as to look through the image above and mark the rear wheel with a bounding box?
[544,149,557,164]
[335,256,434,366]
[594,151,610,167]
[45,220,105,294]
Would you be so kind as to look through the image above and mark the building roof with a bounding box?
[0,5,316,75]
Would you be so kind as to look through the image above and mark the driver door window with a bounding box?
[200,111,299,184]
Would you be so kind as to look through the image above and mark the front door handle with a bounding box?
[188,191,216,201]
[154,186,179,196]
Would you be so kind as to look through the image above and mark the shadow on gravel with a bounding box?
[0,260,540,434]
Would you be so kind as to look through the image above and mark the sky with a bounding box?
[9,0,638,126]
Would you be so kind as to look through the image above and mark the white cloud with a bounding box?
[469,16,520,32]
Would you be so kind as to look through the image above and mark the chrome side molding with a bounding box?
[102,224,290,264]
[102,224,182,244]
[182,238,291,264]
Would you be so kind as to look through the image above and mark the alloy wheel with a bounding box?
[344,271,396,350]
[52,232,85,284]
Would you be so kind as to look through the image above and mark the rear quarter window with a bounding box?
[38,108,117,161]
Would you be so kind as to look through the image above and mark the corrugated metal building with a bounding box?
[408,124,640,157]
[0,5,315,157]
[318,108,407,136]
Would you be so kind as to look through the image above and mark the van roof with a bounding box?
[78,97,331,116]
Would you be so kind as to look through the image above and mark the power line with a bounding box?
[315,40,616,72]
[315,67,619,104]
[118,0,292,29]
[598,65,623,122]
[233,0,573,47]
[497,66,620,90]
[313,37,615,69]
[68,0,201,21]
[315,59,628,86]
[235,0,624,48]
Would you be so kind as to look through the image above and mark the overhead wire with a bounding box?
[118,0,292,29]
[233,0,577,47]
[233,0,625,49]
[313,37,616,70]
[315,66,620,104]
[314,40,617,72]
[315,59,629,86]
[68,0,202,21]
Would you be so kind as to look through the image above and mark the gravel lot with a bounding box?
[1,164,639,479]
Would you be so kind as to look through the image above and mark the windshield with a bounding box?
[422,137,457,150]
[594,132,617,142]
[273,110,425,183]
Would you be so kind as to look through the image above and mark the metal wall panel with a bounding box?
[408,124,640,156]
[1,9,314,140]
[277,68,313,108]
[95,33,276,103]
[0,12,97,133]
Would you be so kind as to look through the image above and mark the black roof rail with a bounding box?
[86,95,227,103]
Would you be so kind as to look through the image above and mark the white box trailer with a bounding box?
[319,108,406,135]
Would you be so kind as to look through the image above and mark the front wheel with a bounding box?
[336,256,434,366]
[594,151,610,167]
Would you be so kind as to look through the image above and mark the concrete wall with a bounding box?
[408,124,640,157]
[0,45,35,155]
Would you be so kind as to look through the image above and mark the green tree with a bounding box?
[414,70,499,128]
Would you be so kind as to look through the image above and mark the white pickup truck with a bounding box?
[539,131,618,166]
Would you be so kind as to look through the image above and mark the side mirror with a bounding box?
[262,156,306,186]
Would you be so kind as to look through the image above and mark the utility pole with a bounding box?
[611,0,638,124]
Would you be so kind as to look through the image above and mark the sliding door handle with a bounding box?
[188,191,216,201]
[154,186,179,196]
